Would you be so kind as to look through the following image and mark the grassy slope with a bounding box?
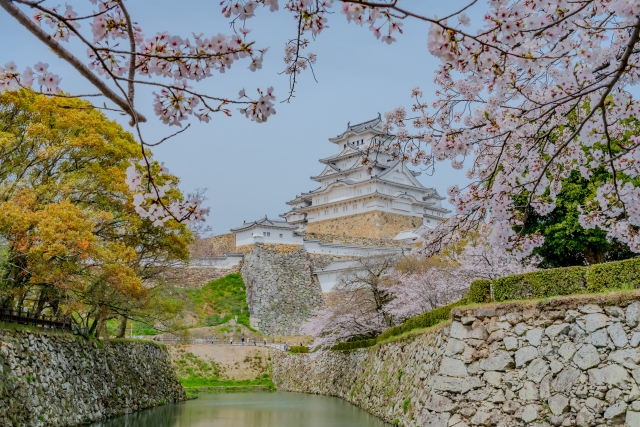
[176,273,253,329]
[106,273,253,336]
[173,350,273,390]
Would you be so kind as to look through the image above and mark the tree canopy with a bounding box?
[516,170,638,268]
[0,90,192,337]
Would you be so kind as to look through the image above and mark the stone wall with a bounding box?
[241,244,323,335]
[305,232,407,248]
[305,210,422,240]
[0,329,185,427]
[160,265,240,289]
[273,292,640,427]
[308,253,358,270]
[205,233,237,254]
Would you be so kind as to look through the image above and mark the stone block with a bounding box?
[424,393,457,413]
[470,410,491,426]
[558,342,577,362]
[515,346,539,367]
[503,336,518,351]
[479,350,514,372]
[586,328,609,347]
[627,410,640,427]
[548,394,569,416]
[545,323,570,339]
[583,313,609,333]
[515,404,538,423]
[573,344,600,370]
[627,303,640,328]
[439,357,468,378]
[526,328,544,347]
[527,358,550,383]
[450,322,469,340]
[433,376,481,393]
[604,401,627,423]
[484,371,503,387]
[607,322,629,348]
[552,366,580,392]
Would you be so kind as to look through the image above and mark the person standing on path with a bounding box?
[229,337,233,345]
[263,338,267,346]
[241,336,245,345]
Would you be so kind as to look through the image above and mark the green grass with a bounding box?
[179,377,274,389]
[0,321,73,335]
[402,398,410,412]
[105,318,162,336]
[174,273,254,329]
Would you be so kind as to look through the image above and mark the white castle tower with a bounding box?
[281,115,450,240]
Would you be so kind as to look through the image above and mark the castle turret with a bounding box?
[280,115,450,240]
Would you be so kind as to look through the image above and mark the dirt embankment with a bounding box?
[169,344,271,381]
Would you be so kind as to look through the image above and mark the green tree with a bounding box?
[517,169,637,268]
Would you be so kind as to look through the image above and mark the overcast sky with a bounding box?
[1,1,475,234]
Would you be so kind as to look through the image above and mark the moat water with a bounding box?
[89,391,390,427]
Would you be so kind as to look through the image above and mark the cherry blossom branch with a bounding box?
[0,0,146,122]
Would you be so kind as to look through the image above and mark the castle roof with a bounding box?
[230,216,297,232]
[328,114,388,143]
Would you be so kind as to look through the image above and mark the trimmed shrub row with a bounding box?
[467,280,492,304]
[377,299,467,341]
[492,257,640,302]
[289,346,309,353]
[331,257,640,351]
[331,299,467,351]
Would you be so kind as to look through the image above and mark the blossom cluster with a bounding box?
[347,0,640,257]
[125,160,209,226]
[0,62,61,94]
[303,228,539,348]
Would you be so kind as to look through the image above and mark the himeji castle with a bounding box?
[224,115,453,291]
[280,115,451,240]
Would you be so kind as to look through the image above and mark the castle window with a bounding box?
[279,234,283,238]
[265,232,271,237]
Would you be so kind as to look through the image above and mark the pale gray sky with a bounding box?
[1,1,474,234]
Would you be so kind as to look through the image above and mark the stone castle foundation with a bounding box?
[274,292,640,427]
[241,244,323,335]
[305,210,423,240]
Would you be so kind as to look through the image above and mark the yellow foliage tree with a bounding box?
[0,90,192,337]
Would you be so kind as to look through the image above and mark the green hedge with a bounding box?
[289,346,309,353]
[467,280,491,303]
[492,257,640,302]
[492,266,587,302]
[377,299,466,341]
[330,258,640,352]
[586,258,640,292]
[331,299,467,351]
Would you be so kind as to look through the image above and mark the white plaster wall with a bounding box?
[315,270,341,292]
[235,227,304,246]
[189,254,243,269]
[305,196,427,223]
[303,240,403,256]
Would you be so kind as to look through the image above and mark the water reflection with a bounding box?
[91,392,390,427]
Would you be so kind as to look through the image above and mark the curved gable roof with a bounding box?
[377,161,426,189]
[328,114,388,142]
[231,216,297,232]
